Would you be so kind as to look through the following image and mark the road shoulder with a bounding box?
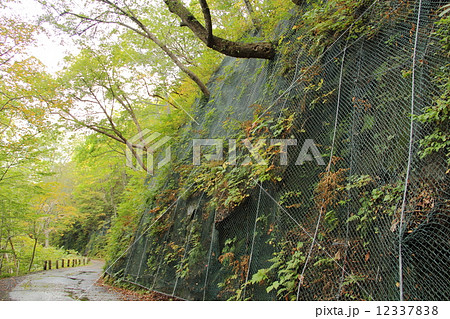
[0,275,27,301]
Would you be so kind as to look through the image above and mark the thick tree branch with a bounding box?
[198,0,213,46]
[163,0,275,59]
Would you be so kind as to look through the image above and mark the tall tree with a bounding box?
[0,0,64,275]
[51,46,174,172]
[41,0,280,97]
[1,3,58,183]
[42,0,211,97]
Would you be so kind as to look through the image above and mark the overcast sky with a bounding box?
[5,0,70,73]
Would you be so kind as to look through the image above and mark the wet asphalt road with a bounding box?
[8,260,121,301]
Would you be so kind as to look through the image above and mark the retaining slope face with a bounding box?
[109,0,449,300]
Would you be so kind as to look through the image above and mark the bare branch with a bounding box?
[61,9,210,97]
[150,94,179,110]
[0,163,13,183]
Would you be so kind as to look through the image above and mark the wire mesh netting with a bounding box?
[107,0,449,300]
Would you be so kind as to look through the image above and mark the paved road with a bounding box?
[8,260,121,301]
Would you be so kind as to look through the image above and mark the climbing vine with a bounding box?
[217,237,249,300]
[415,6,450,168]
[179,105,295,223]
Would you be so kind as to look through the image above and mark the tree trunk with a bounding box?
[28,238,38,272]
[0,243,5,275]
[44,230,49,248]
[0,232,4,275]
[163,0,275,59]
[8,237,18,274]
[8,237,16,261]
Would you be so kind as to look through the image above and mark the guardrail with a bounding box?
[43,258,90,270]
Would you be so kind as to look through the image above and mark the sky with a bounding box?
[4,0,71,73]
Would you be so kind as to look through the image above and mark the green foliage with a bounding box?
[51,134,127,256]
[248,241,305,301]
[217,237,249,300]
[252,0,295,36]
[415,7,450,168]
[293,0,375,55]
[176,222,206,280]
[346,179,404,240]
[340,274,366,300]
[180,107,294,220]
[106,170,151,264]
[0,6,69,276]
[0,235,80,278]
[3,0,446,302]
